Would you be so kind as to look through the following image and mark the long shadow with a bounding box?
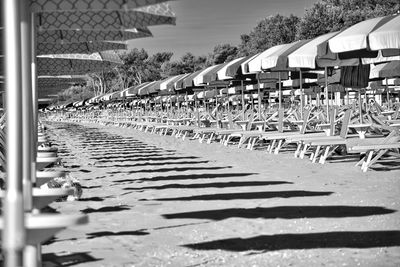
[86,230,149,239]
[42,252,101,266]
[108,166,232,175]
[91,153,177,161]
[114,172,258,184]
[78,197,105,202]
[124,181,292,191]
[97,160,210,168]
[183,231,400,252]
[96,156,199,163]
[89,150,175,157]
[163,206,396,220]
[141,190,333,201]
[80,205,131,214]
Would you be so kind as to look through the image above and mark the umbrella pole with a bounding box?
[358,90,363,123]
[4,1,26,266]
[300,70,303,120]
[325,67,329,123]
[386,78,390,109]
[257,79,261,120]
[21,0,33,213]
[278,72,282,110]
[31,10,38,186]
[241,80,245,120]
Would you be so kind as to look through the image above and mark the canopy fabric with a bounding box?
[37,57,117,75]
[369,15,400,54]
[37,28,152,44]
[193,65,222,86]
[35,3,175,31]
[201,63,227,83]
[138,81,162,95]
[288,32,339,69]
[30,0,169,12]
[37,42,127,55]
[183,70,203,88]
[239,54,259,75]
[159,75,182,91]
[245,45,287,74]
[369,63,389,80]
[126,82,150,96]
[39,51,123,64]
[197,90,217,99]
[261,40,309,71]
[217,57,246,80]
[379,61,400,78]
[173,73,191,90]
[328,15,398,54]
[340,64,371,88]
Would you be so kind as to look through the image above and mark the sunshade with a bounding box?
[378,61,400,78]
[159,75,181,91]
[173,73,191,90]
[317,15,400,66]
[37,42,127,55]
[218,57,246,80]
[193,65,223,86]
[183,70,203,88]
[245,45,287,74]
[126,82,150,97]
[37,51,122,76]
[261,40,310,71]
[201,63,227,84]
[30,0,170,12]
[288,32,339,69]
[138,81,161,96]
[35,3,175,31]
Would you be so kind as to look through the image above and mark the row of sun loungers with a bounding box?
[45,103,400,172]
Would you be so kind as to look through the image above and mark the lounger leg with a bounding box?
[207,133,214,144]
[274,140,283,154]
[300,144,309,159]
[319,146,331,164]
[268,140,276,154]
[364,149,389,172]
[238,136,246,149]
[294,143,302,158]
[361,151,375,172]
[312,145,322,163]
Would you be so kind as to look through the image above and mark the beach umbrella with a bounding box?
[317,15,400,67]
[36,51,123,76]
[260,40,309,112]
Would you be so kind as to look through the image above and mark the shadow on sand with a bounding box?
[163,206,396,220]
[42,252,101,266]
[183,231,400,252]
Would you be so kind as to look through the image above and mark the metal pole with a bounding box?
[31,13,38,186]
[300,70,303,119]
[241,80,245,120]
[257,79,261,120]
[325,67,329,122]
[386,78,390,109]
[21,0,33,212]
[3,0,26,266]
[278,72,282,110]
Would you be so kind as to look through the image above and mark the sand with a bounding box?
[41,121,400,267]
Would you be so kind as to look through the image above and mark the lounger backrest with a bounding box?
[339,109,352,139]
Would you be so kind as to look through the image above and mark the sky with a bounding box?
[129,0,319,60]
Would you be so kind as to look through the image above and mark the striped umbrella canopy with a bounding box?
[378,61,400,78]
[193,65,224,86]
[183,70,203,89]
[160,75,182,91]
[261,40,310,71]
[125,82,151,97]
[318,14,400,66]
[217,57,246,80]
[138,80,162,96]
[200,63,228,84]
[173,73,191,91]
[244,45,287,74]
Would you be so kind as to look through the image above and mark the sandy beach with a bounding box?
[42,121,400,267]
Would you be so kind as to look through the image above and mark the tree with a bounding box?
[237,14,300,56]
[296,0,400,40]
[207,43,238,65]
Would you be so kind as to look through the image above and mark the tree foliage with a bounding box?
[297,0,400,39]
